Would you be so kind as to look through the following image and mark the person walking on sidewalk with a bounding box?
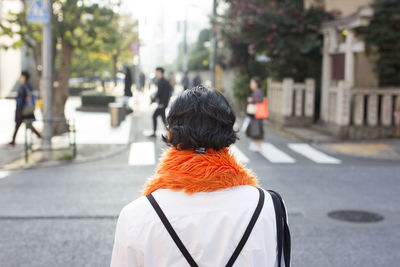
[246,77,264,151]
[9,71,42,147]
[139,72,146,91]
[124,67,133,97]
[150,67,172,137]
[111,86,290,267]
[192,72,202,87]
[167,71,176,94]
[181,71,190,90]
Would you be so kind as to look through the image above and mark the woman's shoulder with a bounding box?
[120,195,151,219]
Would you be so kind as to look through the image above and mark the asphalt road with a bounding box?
[0,108,399,267]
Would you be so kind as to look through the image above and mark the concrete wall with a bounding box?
[355,52,378,88]
[0,1,22,98]
[0,1,38,98]
[305,0,373,16]
[325,0,373,17]
[0,47,22,98]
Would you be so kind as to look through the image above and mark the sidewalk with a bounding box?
[271,121,400,161]
[0,97,133,170]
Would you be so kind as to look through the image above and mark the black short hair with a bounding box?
[251,76,262,88]
[156,67,165,74]
[21,71,30,81]
[163,85,238,151]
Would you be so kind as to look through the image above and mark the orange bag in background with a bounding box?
[255,97,269,119]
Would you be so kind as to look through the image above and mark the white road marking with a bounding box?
[142,129,167,137]
[0,171,10,179]
[260,143,296,163]
[129,142,156,166]
[230,145,250,164]
[288,143,341,164]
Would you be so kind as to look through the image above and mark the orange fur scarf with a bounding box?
[142,147,259,195]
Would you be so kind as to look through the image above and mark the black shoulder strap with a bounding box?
[225,187,264,266]
[146,187,265,267]
[146,193,199,267]
[268,190,291,267]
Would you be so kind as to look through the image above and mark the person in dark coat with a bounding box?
[181,71,189,90]
[192,72,201,87]
[9,71,41,147]
[150,67,172,137]
[246,77,264,151]
[124,67,133,97]
[139,72,146,91]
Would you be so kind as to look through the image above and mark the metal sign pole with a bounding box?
[41,0,53,153]
[183,3,188,73]
[210,0,217,88]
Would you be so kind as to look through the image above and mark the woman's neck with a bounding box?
[142,147,259,195]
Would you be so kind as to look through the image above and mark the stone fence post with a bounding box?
[336,81,351,126]
[282,78,294,116]
[305,78,315,117]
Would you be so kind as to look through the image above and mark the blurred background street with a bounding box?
[1,91,400,266]
[1,0,400,266]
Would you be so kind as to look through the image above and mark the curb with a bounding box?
[316,142,400,162]
[261,119,400,162]
[1,115,136,171]
[1,144,130,171]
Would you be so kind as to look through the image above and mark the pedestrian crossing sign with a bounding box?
[27,0,50,24]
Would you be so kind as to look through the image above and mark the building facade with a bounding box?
[0,0,38,98]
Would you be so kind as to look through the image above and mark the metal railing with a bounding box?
[24,118,76,163]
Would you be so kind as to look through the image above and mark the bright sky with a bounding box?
[120,0,212,74]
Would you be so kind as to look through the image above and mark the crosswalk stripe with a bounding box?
[288,143,341,164]
[129,142,156,166]
[260,143,296,163]
[0,171,10,179]
[230,145,250,164]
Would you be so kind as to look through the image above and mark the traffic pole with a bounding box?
[183,3,188,73]
[210,0,217,89]
[41,0,53,155]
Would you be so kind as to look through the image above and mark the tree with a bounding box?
[219,0,337,81]
[358,0,400,87]
[102,14,138,85]
[188,29,211,71]
[70,14,138,84]
[0,0,118,133]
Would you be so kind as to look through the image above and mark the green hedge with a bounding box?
[81,90,115,107]
[70,87,95,96]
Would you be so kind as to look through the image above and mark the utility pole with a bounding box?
[132,18,140,93]
[41,0,53,153]
[183,3,188,73]
[210,0,217,88]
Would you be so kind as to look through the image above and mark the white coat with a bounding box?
[111,185,283,267]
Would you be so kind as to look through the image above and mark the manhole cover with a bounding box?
[327,210,384,223]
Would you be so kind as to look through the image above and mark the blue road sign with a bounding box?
[27,0,50,24]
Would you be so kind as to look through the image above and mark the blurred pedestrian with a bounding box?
[167,71,176,94]
[111,86,290,267]
[246,77,264,151]
[193,72,202,87]
[124,67,133,97]
[9,71,41,147]
[150,67,172,137]
[181,71,190,90]
[139,72,145,91]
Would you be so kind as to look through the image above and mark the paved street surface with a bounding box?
[0,92,399,266]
